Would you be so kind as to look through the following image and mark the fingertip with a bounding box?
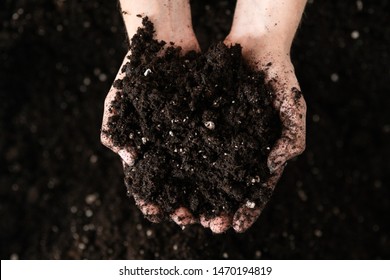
[232,206,262,233]
[134,196,163,223]
[171,207,196,227]
[209,213,232,234]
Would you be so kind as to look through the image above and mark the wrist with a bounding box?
[225,32,291,66]
[228,0,307,60]
[120,0,196,48]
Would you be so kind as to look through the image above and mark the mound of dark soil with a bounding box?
[104,18,281,218]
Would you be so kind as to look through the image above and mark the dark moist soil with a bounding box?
[1,0,390,260]
[105,18,280,218]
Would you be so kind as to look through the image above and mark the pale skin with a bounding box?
[101,0,307,233]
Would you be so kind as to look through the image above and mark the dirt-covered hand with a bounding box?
[235,55,305,233]
[102,0,206,228]
[222,37,306,233]
[260,58,306,174]
[101,27,202,226]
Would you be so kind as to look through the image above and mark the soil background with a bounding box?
[1,0,389,259]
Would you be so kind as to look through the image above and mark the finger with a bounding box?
[209,212,232,234]
[232,205,262,233]
[232,166,284,233]
[133,194,163,223]
[171,207,197,227]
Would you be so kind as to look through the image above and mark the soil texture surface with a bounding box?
[1,0,389,259]
[105,18,280,219]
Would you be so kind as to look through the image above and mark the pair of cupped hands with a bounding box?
[101,5,306,233]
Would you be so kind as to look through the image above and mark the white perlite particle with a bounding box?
[246,201,256,209]
[141,137,148,144]
[204,121,215,130]
[144,68,152,76]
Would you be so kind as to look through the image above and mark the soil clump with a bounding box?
[105,18,281,219]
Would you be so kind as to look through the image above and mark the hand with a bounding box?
[101,1,202,227]
[222,33,306,233]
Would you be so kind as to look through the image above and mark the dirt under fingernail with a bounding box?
[106,17,281,221]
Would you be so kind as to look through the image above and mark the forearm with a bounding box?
[119,0,194,41]
[230,0,307,51]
